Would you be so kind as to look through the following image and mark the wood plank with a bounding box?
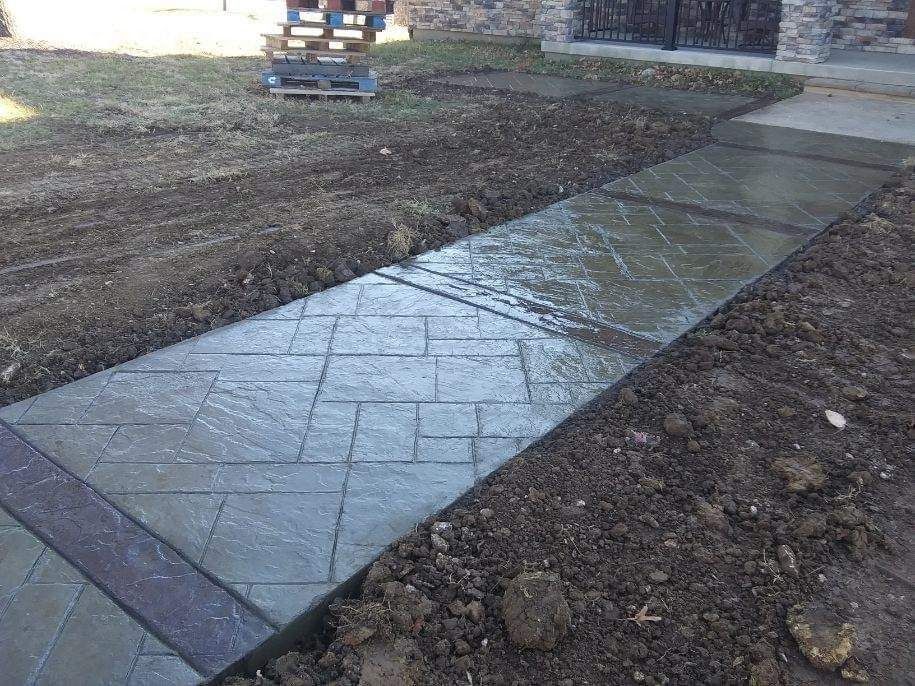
[263,33,373,45]
[270,86,375,99]
[261,46,367,59]
[279,20,383,31]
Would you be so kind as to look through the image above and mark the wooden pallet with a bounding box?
[261,46,368,62]
[270,86,375,100]
[264,33,375,46]
[279,20,383,31]
[287,8,386,19]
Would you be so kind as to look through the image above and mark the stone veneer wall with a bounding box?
[776,0,836,61]
[402,0,543,38]
[832,0,915,52]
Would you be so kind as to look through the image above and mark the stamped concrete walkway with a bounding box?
[2,96,912,684]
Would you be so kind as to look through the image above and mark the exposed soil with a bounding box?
[225,170,914,685]
[0,74,711,405]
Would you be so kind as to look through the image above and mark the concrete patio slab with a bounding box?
[603,144,891,229]
[735,91,915,145]
[712,120,915,167]
[585,85,754,115]
[0,118,902,684]
[436,71,756,115]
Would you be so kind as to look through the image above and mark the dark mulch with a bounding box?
[225,169,914,686]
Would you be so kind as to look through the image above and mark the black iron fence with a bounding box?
[578,0,781,53]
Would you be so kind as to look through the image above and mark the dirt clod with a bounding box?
[841,385,869,401]
[771,454,827,493]
[501,571,570,650]
[662,412,693,437]
[786,603,856,671]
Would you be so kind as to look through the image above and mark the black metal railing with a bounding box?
[578,0,780,53]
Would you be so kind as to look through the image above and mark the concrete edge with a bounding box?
[541,41,915,86]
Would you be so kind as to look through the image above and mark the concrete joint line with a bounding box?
[595,186,816,237]
[715,140,901,172]
[379,267,661,359]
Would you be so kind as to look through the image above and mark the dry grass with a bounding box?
[387,224,418,260]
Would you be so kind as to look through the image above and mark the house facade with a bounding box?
[397,0,915,63]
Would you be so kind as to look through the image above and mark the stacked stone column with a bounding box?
[776,0,836,62]
[538,0,582,43]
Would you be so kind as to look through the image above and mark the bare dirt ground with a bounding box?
[226,169,915,686]
[0,36,798,406]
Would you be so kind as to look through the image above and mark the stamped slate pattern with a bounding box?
[395,192,808,342]
[0,511,200,685]
[603,145,889,230]
[3,275,631,637]
[0,424,273,678]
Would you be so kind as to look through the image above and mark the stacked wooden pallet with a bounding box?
[261,0,387,100]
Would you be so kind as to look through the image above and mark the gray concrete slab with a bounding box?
[436,71,619,97]
[437,71,754,115]
[586,85,753,115]
[713,120,915,166]
[603,144,890,229]
[735,92,915,145]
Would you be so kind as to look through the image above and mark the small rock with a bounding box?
[619,387,638,405]
[448,599,466,617]
[787,603,856,671]
[465,600,485,624]
[502,571,571,650]
[610,522,629,538]
[777,405,796,418]
[1,361,20,384]
[430,533,449,552]
[453,639,472,656]
[639,67,656,79]
[333,262,356,283]
[649,570,669,583]
[840,657,870,682]
[431,521,452,535]
[663,413,694,438]
[466,197,487,219]
[725,315,753,332]
[696,501,729,533]
[841,385,868,401]
[748,657,781,686]
[686,439,701,453]
[342,625,376,646]
[776,545,800,576]
[772,454,826,493]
